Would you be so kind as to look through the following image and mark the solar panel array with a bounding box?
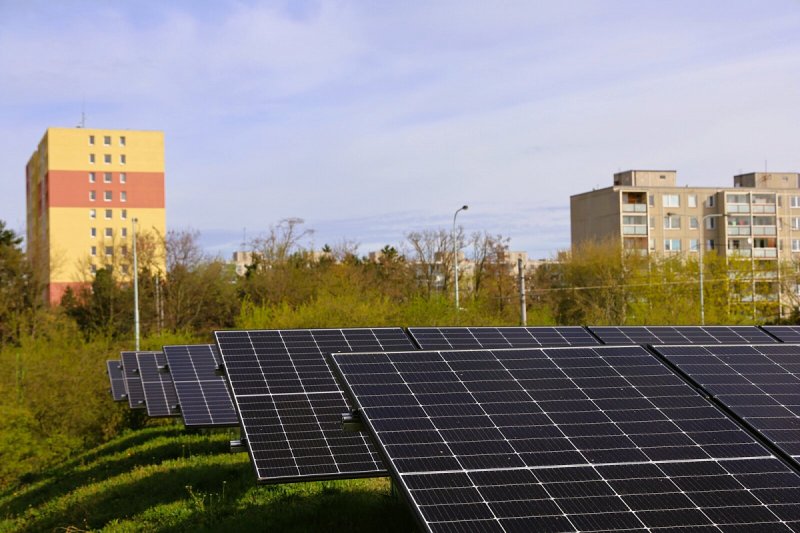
[653,343,800,466]
[215,328,417,483]
[329,345,800,532]
[163,344,238,428]
[137,352,179,417]
[589,325,778,345]
[762,325,800,343]
[106,360,126,401]
[120,351,147,409]
[408,326,600,350]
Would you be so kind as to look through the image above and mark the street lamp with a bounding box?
[132,217,140,351]
[699,213,727,325]
[453,205,468,310]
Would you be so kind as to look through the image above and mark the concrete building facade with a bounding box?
[26,127,166,304]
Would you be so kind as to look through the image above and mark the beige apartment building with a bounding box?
[572,169,800,258]
[571,169,800,314]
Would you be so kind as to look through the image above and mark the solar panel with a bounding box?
[136,351,179,417]
[214,327,417,484]
[329,346,800,532]
[106,360,126,401]
[163,344,238,428]
[761,325,800,343]
[408,326,600,350]
[589,325,777,345]
[653,343,800,466]
[120,351,146,409]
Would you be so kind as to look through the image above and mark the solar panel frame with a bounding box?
[137,351,179,417]
[652,343,800,467]
[408,326,601,350]
[761,325,800,343]
[329,345,800,533]
[106,360,126,401]
[163,344,239,428]
[589,325,778,345]
[215,327,418,484]
[120,351,148,409]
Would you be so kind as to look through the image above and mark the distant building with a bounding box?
[232,251,254,276]
[571,169,800,316]
[26,127,166,304]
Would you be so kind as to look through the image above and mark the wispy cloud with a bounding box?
[1,1,799,255]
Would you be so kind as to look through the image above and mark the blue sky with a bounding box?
[2,1,799,259]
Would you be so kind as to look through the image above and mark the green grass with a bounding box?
[0,426,414,532]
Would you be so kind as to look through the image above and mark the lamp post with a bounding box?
[699,213,726,325]
[452,205,468,310]
[132,217,140,351]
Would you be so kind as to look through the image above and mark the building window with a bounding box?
[89,153,96,164]
[121,209,127,220]
[121,245,128,256]
[689,239,699,252]
[104,172,112,183]
[705,217,716,230]
[792,196,800,208]
[688,195,697,208]
[120,172,127,184]
[104,135,111,146]
[89,190,96,201]
[707,196,715,207]
[663,194,680,207]
[792,217,800,230]
[665,239,681,251]
[120,136,126,146]
[89,172,96,183]
[690,217,698,229]
[649,217,655,229]
[90,246,97,256]
[89,135,95,145]
[706,239,715,250]
[648,194,655,207]
[120,154,126,165]
[664,215,681,229]
[90,227,96,238]
[104,191,112,201]
[90,209,96,219]
[104,154,111,164]
[120,191,127,202]
[105,246,113,257]
[121,264,129,274]
[105,209,112,219]
[105,228,113,238]
[91,264,97,274]
[121,227,128,238]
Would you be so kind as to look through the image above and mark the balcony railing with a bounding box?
[622,204,647,213]
[622,225,647,235]
[753,248,778,258]
[752,205,776,214]
[727,226,751,236]
[726,204,750,213]
[752,226,777,236]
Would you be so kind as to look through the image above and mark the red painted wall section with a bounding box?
[47,170,165,208]
[49,281,88,305]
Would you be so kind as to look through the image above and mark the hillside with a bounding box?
[0,425,414,532]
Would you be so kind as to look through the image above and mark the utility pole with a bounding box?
[518,257,527,326]
[132,217,140,351]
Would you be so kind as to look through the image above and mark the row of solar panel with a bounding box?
[105,326,800,532]
[107,345,239,428]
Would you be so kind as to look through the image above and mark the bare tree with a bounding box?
[403,227,465,299]
[250,218,314,266]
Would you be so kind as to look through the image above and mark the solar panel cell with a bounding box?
[120,351,147,409]
[106,360,126,401]
[330,346,800,532]
[589,325,778,345]
[215,327,417,484]
[137,352,179,417]
[653,343,800,466]
[409,326,600,350]
[163,344,238,428]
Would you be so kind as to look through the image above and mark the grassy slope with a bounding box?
[0,425,415,532]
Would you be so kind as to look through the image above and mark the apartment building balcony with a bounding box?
[753,247,778,258]
[622,225,647,235]
[622,203,647,213]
